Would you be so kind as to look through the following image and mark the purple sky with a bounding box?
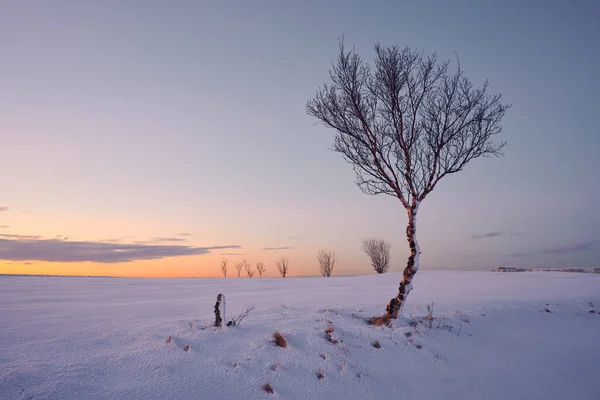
[1,0,599,275]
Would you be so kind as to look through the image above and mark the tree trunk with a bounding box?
[386,202,421,319]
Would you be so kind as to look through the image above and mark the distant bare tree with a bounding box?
[243,260,254,278]
[256,262,266,278]
[307,39,509,319]
[235,262,243,278]
[362,239,391,274]
[276,257,289,278]
[220,258,228,278]
[317,249,336,277]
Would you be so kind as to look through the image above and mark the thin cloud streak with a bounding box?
[0,225,9,229]
[260,246,293,251]
[472,231,504,239]
[509,252,534,258]
[542,241,599,255]
[178,233,194,236]
[0,235,241,263]
[133,237,188,244]
[0,206,8,212]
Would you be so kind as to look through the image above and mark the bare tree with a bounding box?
[220,258,228,278]
[243,260,254,278]
[307,40,509,319]
[235,262,243,278]
[317,249,336,277]
[256,262,266,278]
[362,239,391,274]
[276,257,289,278]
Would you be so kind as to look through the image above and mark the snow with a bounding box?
[1,271,599,400]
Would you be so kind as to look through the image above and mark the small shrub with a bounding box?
[272,331,287,348]
[263,383,274,394]
[372,340,381,349]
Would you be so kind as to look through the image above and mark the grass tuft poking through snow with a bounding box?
[372,340,381,349]
[272,331,287,348]
[262,383,274,394]
[316,369,324,380]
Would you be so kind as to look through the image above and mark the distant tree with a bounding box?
[276,257,289,278]
[243,260,254,278]
[307,39,509,319]
[256,262,267,278]
[362,239,391,274]
[317,249,336,277]
[235,262,243,278]
[220,258,228,278]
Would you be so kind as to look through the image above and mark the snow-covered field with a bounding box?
[1,271,599,400]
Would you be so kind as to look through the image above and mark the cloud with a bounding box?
[0,235,241,263]
[0,225,9,229]
[472,231,504,239]
[133,237,188,244]
[509,252,534,258]
[542,241,599,255]
[178,233,194,236]
[509,232,525,237]
[220,253,249,256]
[0,206,8,212]
[0,233,43,240]
[260,246,293,251]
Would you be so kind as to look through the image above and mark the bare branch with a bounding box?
[362,238,391,274]
[307,40,510,206]
[220,258,228,278]
[276,257,289,278]
[317,249,336,277]
[243,259,254,278]
[256,262,266,278]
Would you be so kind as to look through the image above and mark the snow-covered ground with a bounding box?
[1,271,599,400]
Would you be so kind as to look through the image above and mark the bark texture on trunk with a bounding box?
[386,202,421,319]
[214,294,223,327]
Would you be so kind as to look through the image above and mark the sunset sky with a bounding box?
[1,0,599,278]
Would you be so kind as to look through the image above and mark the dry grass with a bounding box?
[372,340,381,349]
[165,336,172,344]
[316,369,324,380]
[183,344,190,351]
[271,361,279,371]
[272,331,287,348]
[415,344,423,349]
[325,326,338,344]
[369,314,392,327]
[263,383,274,394]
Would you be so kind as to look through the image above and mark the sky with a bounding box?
[1,0,599,278]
